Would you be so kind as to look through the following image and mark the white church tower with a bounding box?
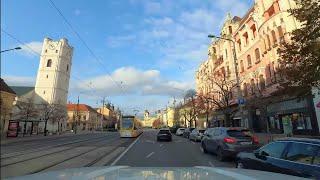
[34,37,73,105]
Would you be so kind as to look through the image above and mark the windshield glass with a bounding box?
[2,0,318,179]
[122,117,134,129]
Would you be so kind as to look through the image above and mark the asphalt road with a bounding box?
[1,129,234,178]
[115,129,234,167]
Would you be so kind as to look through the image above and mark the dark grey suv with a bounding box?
[201,127,260,161]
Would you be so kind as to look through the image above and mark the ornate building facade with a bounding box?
[196,0,319,135]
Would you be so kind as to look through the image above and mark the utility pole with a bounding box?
[75,96,80,134]
[101,97,105,131]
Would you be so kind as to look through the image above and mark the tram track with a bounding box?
[1,134,113,159]
[1,135,112,167]
[28,136,125,174]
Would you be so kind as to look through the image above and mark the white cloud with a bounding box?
[74,66,192,97]
[74,9,81,16]
[3,75,35,86]
[19,41,42,57]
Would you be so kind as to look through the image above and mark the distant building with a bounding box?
[66,104,102,131]
[0,79,16,136]
[96,104,117,129]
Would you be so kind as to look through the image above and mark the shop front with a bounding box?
[267,96,319,135]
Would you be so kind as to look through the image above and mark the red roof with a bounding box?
[67,104,95,112]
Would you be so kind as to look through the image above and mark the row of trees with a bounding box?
[14,98,67,136]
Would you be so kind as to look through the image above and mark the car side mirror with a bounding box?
[254,150,268,160]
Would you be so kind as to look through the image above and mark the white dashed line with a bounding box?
[208,161,214,167]
[159,144,163,147]
[110,134,142,166]
[191,141,195,144]
[146,152,154,158]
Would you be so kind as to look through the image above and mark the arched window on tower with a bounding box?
[46,59,52,67]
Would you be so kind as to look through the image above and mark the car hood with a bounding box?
[8,166,307,180]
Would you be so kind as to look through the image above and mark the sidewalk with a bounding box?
[0,131,103,145]
[254,133,320,145]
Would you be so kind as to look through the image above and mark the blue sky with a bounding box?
[1,0,252,115]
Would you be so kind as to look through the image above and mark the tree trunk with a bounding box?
[206,112,209,128]
[44,119,48,136]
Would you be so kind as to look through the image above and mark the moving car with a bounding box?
[175,128,185,136]
[201,127,260,161]
[9,166,306,180]
[183,128,195,138]
[189,129,205,142]
[236,138,320,179]
[157,129,172,141]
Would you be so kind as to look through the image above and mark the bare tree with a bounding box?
[40,102,57,136]
[196,93,215,128]
[181,89,201,128]
[205,74,239,127]
[14,98,38,136]
[51,105,67,134]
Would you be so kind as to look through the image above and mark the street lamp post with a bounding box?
[208,34,245,127]
[0,47,22,53]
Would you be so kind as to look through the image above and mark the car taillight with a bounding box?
[224,137,237,144]
[252,136,259,144]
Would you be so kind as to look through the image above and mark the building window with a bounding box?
[237,40,241,51]
[243,83,248,97]
[271,30,277,45]
[225,49,228,59]
[43,91,45,94]
[255,48,260,62]
[243,32,249,46]
[46,74,48,79]
[240,60,244,72]
[67,64,69,72]
[250,79,255,94]
[45,49,47,53]
[227,65,230,76]
[266,35,271,49]
[55,50,58,53]
[251,24,257,38]
[272,61,277,82]
[277,26,284,42]
[259,75,266,90]
[247,55,252,68]
[228,26,232,34]
[46,59,52,67]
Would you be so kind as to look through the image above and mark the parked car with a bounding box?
[183,128,195,138]
[157,129,172,141]
[201,127,260,161]
[175,128,185,136]
[236,138,320,179]
[189,129,205,142]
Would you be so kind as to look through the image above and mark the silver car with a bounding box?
[175,128,185,136]
[189,129,205,142]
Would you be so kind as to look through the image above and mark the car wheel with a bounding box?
[201,143,208,153]
[236,161,244,169]
[217,147,225,161]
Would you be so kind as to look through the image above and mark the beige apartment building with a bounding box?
[66,104,102,131]
[196,0,319,135]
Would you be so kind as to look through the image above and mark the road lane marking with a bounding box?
[200,147,203,152]
[110,134,142,166]
[159,144,163,147]
[146,140,155,144]
[191,141,195,145]
[146,152,154,158]
[208,161,214,167]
